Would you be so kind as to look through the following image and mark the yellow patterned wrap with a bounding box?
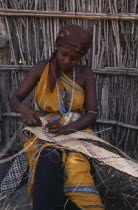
[24,63,104,209]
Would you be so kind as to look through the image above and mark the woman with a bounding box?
[9,24,104,209]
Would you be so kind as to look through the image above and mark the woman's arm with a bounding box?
[9,60,48,126]
[46,67,97,135]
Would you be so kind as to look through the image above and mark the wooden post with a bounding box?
[0,94,2,143]
[0,13,9,145]
[0,34,8,63]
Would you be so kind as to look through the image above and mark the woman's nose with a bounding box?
[64,56,70,64]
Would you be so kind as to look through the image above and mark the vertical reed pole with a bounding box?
[0,94,2,143]
[0,1,9,144]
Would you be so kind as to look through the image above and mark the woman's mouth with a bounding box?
[59,63,70,71]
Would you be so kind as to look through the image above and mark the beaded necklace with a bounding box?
[56,67,75,116]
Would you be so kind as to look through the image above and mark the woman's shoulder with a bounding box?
[75,65,94,88]
[76,65,94,80]
[76,65,93,72]
[30,60,48,79]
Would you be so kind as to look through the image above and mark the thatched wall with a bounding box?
[0,0,138,158]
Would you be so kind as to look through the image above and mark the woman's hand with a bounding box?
[18,103,42,127]
[44,120,68,136]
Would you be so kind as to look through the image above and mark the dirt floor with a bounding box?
[0,160,138,210]
[1,183,137,210]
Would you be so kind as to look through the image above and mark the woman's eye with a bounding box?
[72,57,79,61]
[60,50,79,61]
[61,51,67,56]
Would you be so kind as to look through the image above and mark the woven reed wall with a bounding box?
[0,0,138,157]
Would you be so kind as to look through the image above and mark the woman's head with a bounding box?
[55,24,92,71]
[49,24,92,91]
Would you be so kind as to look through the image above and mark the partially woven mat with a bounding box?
[23,117,138,178]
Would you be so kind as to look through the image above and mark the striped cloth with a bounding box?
[0,152,28,195]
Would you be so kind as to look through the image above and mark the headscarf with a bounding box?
[48,24,92,92]
[56,24,92,55]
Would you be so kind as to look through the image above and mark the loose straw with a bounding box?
[0,125,112,164]
[0,136,37,164]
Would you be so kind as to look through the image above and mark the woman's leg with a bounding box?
[64,153,104,210]
[33,146,65,210]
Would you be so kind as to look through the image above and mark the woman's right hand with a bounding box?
[18,103,42,127]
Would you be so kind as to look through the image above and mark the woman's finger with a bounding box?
[22,116,37,126]
[29,111,42,126]
[54,130,64,137]
[47,128,61,133]
[45,121,60,129]
[22,118,33,126]
[22,119,27,124]
[49,120,60,125]
[33,113,42,126]
[30,116,41,126]
[22,114,41,126]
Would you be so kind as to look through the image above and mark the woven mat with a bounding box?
[23,117,138,178]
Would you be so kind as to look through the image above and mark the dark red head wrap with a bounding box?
[56,24,92,55]
[49,24,92,92]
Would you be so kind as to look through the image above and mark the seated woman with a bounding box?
[7,22,138,210]
[9,24,104,209]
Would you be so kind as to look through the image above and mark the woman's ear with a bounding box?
[55,42,59,50]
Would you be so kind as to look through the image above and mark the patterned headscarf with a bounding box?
[56,24,92,55]
[49,24,92,92]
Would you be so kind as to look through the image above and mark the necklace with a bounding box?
[56,67,75,116]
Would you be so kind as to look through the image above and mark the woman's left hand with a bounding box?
[44,120,66,136]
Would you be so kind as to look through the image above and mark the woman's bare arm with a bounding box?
[9,60,48,126]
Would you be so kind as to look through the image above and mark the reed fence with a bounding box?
[0,0,138,158]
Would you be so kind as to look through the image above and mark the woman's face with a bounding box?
[57,46,83,72]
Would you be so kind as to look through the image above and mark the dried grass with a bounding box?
[0,194,18,210]
[92,161,138,209]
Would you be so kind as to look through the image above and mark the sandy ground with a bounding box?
[0,159,138,210]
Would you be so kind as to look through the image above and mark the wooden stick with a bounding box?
[1,112,138,130]
[0,10,138,21]
[0,65,138,76]
[97,119,138,130]
[2,112,21,117]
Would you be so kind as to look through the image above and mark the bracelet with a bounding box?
[87,111,98,114]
